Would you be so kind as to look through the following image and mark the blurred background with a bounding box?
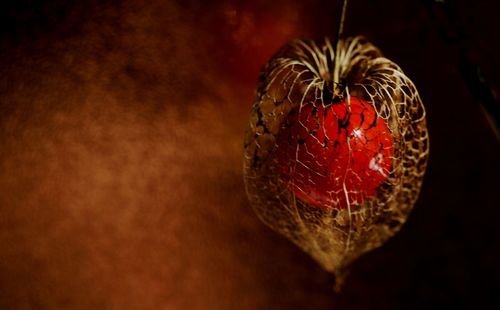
[0,0,499,308]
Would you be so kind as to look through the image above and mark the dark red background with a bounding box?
[0,0,499,308]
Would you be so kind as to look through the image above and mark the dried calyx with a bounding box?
[243,36,429,281]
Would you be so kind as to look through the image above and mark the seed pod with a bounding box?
[243,36,429,278]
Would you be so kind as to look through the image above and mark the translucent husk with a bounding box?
[243,36,429,282]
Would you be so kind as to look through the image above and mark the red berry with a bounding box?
[275,97,394,209]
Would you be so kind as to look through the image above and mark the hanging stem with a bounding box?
[333,0,349,85]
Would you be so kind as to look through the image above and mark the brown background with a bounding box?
[0,0,499,309]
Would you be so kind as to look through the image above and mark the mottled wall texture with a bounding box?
[0,1,499,309]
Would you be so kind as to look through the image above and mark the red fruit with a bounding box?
[275,97,394,209]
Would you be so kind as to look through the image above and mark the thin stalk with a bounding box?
[333,0,348,85]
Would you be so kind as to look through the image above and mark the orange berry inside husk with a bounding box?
[275,97,394,209]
